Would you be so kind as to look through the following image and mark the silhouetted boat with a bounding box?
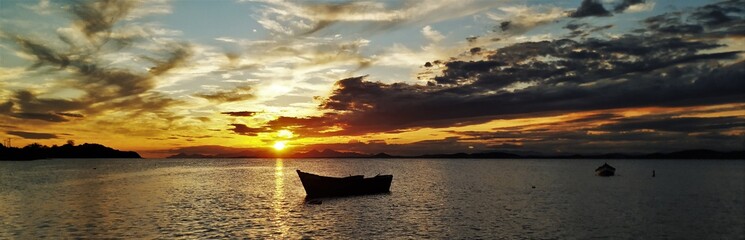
[595,163,616,176]
[296,170,392,198]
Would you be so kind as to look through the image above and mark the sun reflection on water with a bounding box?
[272,158,289,237]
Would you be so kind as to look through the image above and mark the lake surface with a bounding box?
[0,158,743,239]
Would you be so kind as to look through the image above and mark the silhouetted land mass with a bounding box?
[168,149,370,158]
[0,142,141,161]
[167,150,261,158]
[167,152,214,159]
[292,149,369,158]
[166,148,743,159]
[370,152,394,158]
[410,150,744,159]
[418,152,521,159]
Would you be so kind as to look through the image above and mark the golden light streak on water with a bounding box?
[272,158,289,237]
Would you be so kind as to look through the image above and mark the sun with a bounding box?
[273,141,287,151]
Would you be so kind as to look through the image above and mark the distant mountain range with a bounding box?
[167,148,744,159]
[167,148,369,159]
[4,141,740,161]
[0,143,141,161]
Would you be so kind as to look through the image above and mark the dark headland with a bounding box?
[0,142,141,161]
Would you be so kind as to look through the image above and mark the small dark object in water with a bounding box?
[296,170,392,198]
[652,170,655,177]
[595,163,615,176]
[531,185,536,189]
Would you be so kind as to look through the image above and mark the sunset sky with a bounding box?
[1,0,743,158]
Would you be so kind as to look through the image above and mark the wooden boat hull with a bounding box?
[296,170,392,198]
[595,163,616,176]
[596,169,615,176]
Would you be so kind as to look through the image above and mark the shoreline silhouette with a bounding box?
[0,141,141,161]
[167,148,744,160]
[2,142,742,161]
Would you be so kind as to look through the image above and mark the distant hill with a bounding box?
[0,143,141,161]
[638,149,744,159]
[167,148,371,158]
[418,152,521,159]
[163,148,743,159]
[167,152,214,159]
[290,149,370,158]
[517,150,743,160]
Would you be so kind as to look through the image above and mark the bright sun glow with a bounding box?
[277,129,294,138]
[273,141,287,151]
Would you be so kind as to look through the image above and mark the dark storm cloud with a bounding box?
[194,85,254,103]
[6,131,58,139]
[613,0,645,13]
[221,111,257,117]
[229,124,264,136]
[263,1,745,139]
[570,0,611,18]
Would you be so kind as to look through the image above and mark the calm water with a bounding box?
[0,158,743,239]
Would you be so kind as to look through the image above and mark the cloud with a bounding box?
[229,123,264,136]
[13,112,69,122]
[613,0,646,13]
[1,0,193,122]
[421,25,445,42]
[0,37,191,121]
[598,116,745,132]
[221,111,258,117]
[7,131,58,139]
[450,113,745,154]
[262,1,745,139]
[570,0,611,18]
[490,1,646,36]
[254,0,508,36]
[9,90,87,114]
[487,5,568,34]
[563,22,614,38]
[56,112,85,118]
[643,0,745,37]
[68,0,136,39]
[194,85,254,102]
